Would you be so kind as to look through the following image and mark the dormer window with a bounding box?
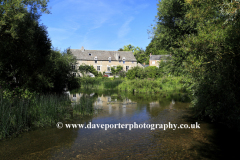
[118,56,120,60]
[108,57,111,63]
[122,57,125,64]
[89,53,92,56]
[94,56,97,63]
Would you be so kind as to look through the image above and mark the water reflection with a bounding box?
[1,90,238,159]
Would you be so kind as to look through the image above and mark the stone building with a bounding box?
[149,53,171,67]
[70,46,142,77]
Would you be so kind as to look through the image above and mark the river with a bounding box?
[0,90,239,159]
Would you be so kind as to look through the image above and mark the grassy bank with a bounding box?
[0,93,94,140]
[80,76,188,93]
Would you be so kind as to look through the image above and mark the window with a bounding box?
[113,66,117,69]
[73,94,76,97]
[94,56,97,63]
[126,66,129,71]
[122,57,125,64]
[97,66,101,71]
[89,53,92,56]
[73,73,76,77]
[72,65,75,70]
[132,61,134,64]
[152,61,155,64]
[107,66,111,71]
[108,57,111,63]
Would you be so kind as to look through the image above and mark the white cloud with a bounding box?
[118,17,134,38]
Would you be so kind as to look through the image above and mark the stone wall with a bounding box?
[76,60,139,74]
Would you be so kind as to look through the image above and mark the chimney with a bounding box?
[81,46,85,52]
[150,53,152,56]
[144,62,145,65]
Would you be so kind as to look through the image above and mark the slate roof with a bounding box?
[70,48,137,62]
[150,55,171,60]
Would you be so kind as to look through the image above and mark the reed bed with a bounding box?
[80,77,186,93]
[0,93,94,140]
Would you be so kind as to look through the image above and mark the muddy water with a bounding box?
[0,90,240,160]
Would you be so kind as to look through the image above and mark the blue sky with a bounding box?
[40,0,159,51]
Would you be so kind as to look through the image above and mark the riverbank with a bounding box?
[80,76,189,94]
[0,93,95,140]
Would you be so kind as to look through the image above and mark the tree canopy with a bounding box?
[150,0,240,127]
[0,0,79,94]
[118,44,148,64]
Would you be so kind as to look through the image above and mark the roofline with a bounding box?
[75,59,137,62]
[70,49,132,52]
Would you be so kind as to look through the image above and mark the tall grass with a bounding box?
[80,77,123,90]
[80,76,187,93]
[0,93,94,140]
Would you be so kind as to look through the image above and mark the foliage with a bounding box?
[176,0,240,127]
[146,0,196,67]
[134,49,148,64]
[78,76,187,94]
[49,48,78,92]
[79,64,98,77]
[0,0,50,39]
[126,66,145,80]
[0,0,79,95]
[111,65,123,75]
[97,72,103,77]
[145,66,160,78]
[0,10,53,93]
[118,44,139,54]
[126,65,168,79]
[119,44,148,64]
[118,77,185,93]
[152,0,240,128]
[0,91,95,139]
[119,70,126,78]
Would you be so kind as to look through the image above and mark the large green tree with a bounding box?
[0,10,52,92]
[119,44,148,64]
[146,0,196,65]
[0,0,49,39]
[175,0,240,127]
[49,48,78,92]
[0,0,80,94]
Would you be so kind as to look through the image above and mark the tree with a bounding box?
[173,0,240,127]
[134,49,148,64]
[0,0,49,39]
[49,48,78,92]
[79,64,98,77]
[118,48,124,51]
[119,44,148,64]
[111,65,123,76]
[121,44,142,55]
[0,10,52,93]
[146,0,196,69]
